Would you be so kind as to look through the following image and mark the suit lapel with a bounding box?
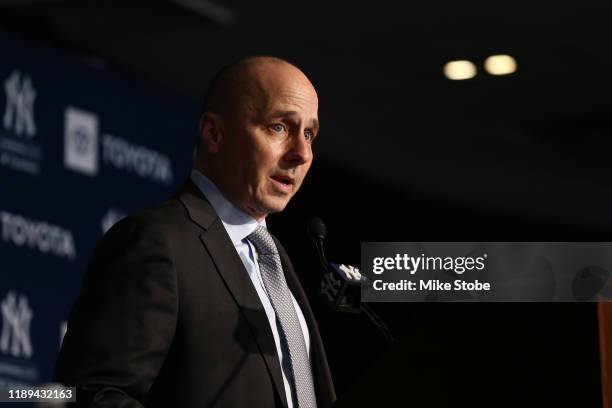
[175,180,288,408]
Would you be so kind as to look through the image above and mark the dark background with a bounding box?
[2,0,609,405]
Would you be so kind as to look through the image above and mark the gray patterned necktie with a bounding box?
[248,225,317,408]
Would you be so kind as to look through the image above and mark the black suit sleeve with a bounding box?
[53,213,178,407]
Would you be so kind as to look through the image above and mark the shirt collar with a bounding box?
[190,169,266,245]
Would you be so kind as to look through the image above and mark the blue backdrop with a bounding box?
[0,30,199,389]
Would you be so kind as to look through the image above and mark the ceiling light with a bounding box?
[484,54,517,76]
[443,60,477,80]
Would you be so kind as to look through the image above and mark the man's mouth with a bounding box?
[270,174,295,192]
[271,174,294,186]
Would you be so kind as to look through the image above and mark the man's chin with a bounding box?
[256,198,290,216]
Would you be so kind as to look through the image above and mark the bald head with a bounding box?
[203,56,316,120]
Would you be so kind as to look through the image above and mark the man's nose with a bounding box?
[284,132,312,165]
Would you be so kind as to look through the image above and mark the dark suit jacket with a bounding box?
[54,180,336,407]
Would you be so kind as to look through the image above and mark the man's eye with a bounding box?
[304,130,314,142]
[270,124,286,133]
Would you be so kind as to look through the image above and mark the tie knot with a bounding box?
[247,225,278,256]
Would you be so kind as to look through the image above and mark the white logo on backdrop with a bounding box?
[3,71,36,138]
[64,106,99,176]
[102,134,173,185]
[63,107,173,184]
[0,292,33,359]
[0,70,42,175]
[0,211,76,260]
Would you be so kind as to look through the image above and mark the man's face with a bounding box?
[217,66,319,220]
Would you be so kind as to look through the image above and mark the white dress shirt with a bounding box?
[190,169,310,408]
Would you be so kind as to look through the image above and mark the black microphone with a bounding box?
[307,217,395,342]
[307,217,326,242]
[307,217,330,270]
[307,217,364,314]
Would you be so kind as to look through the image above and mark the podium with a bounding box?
[334,304,601,407]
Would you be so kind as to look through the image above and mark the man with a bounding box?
[54,56,336,408]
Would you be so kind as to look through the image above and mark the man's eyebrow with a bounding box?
[311,118,320,133]
[268,110,320,131]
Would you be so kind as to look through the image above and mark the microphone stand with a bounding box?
[309,228,395,344]
[359,303,395,343]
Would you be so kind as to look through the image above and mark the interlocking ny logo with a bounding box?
[320,273,342,302]
[0,291,33,359]
[3,71,36,138]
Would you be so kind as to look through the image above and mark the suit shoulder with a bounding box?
[113,198,188,232]
[95,200,192,256]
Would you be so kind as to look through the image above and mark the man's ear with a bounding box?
[198,112,223,154]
